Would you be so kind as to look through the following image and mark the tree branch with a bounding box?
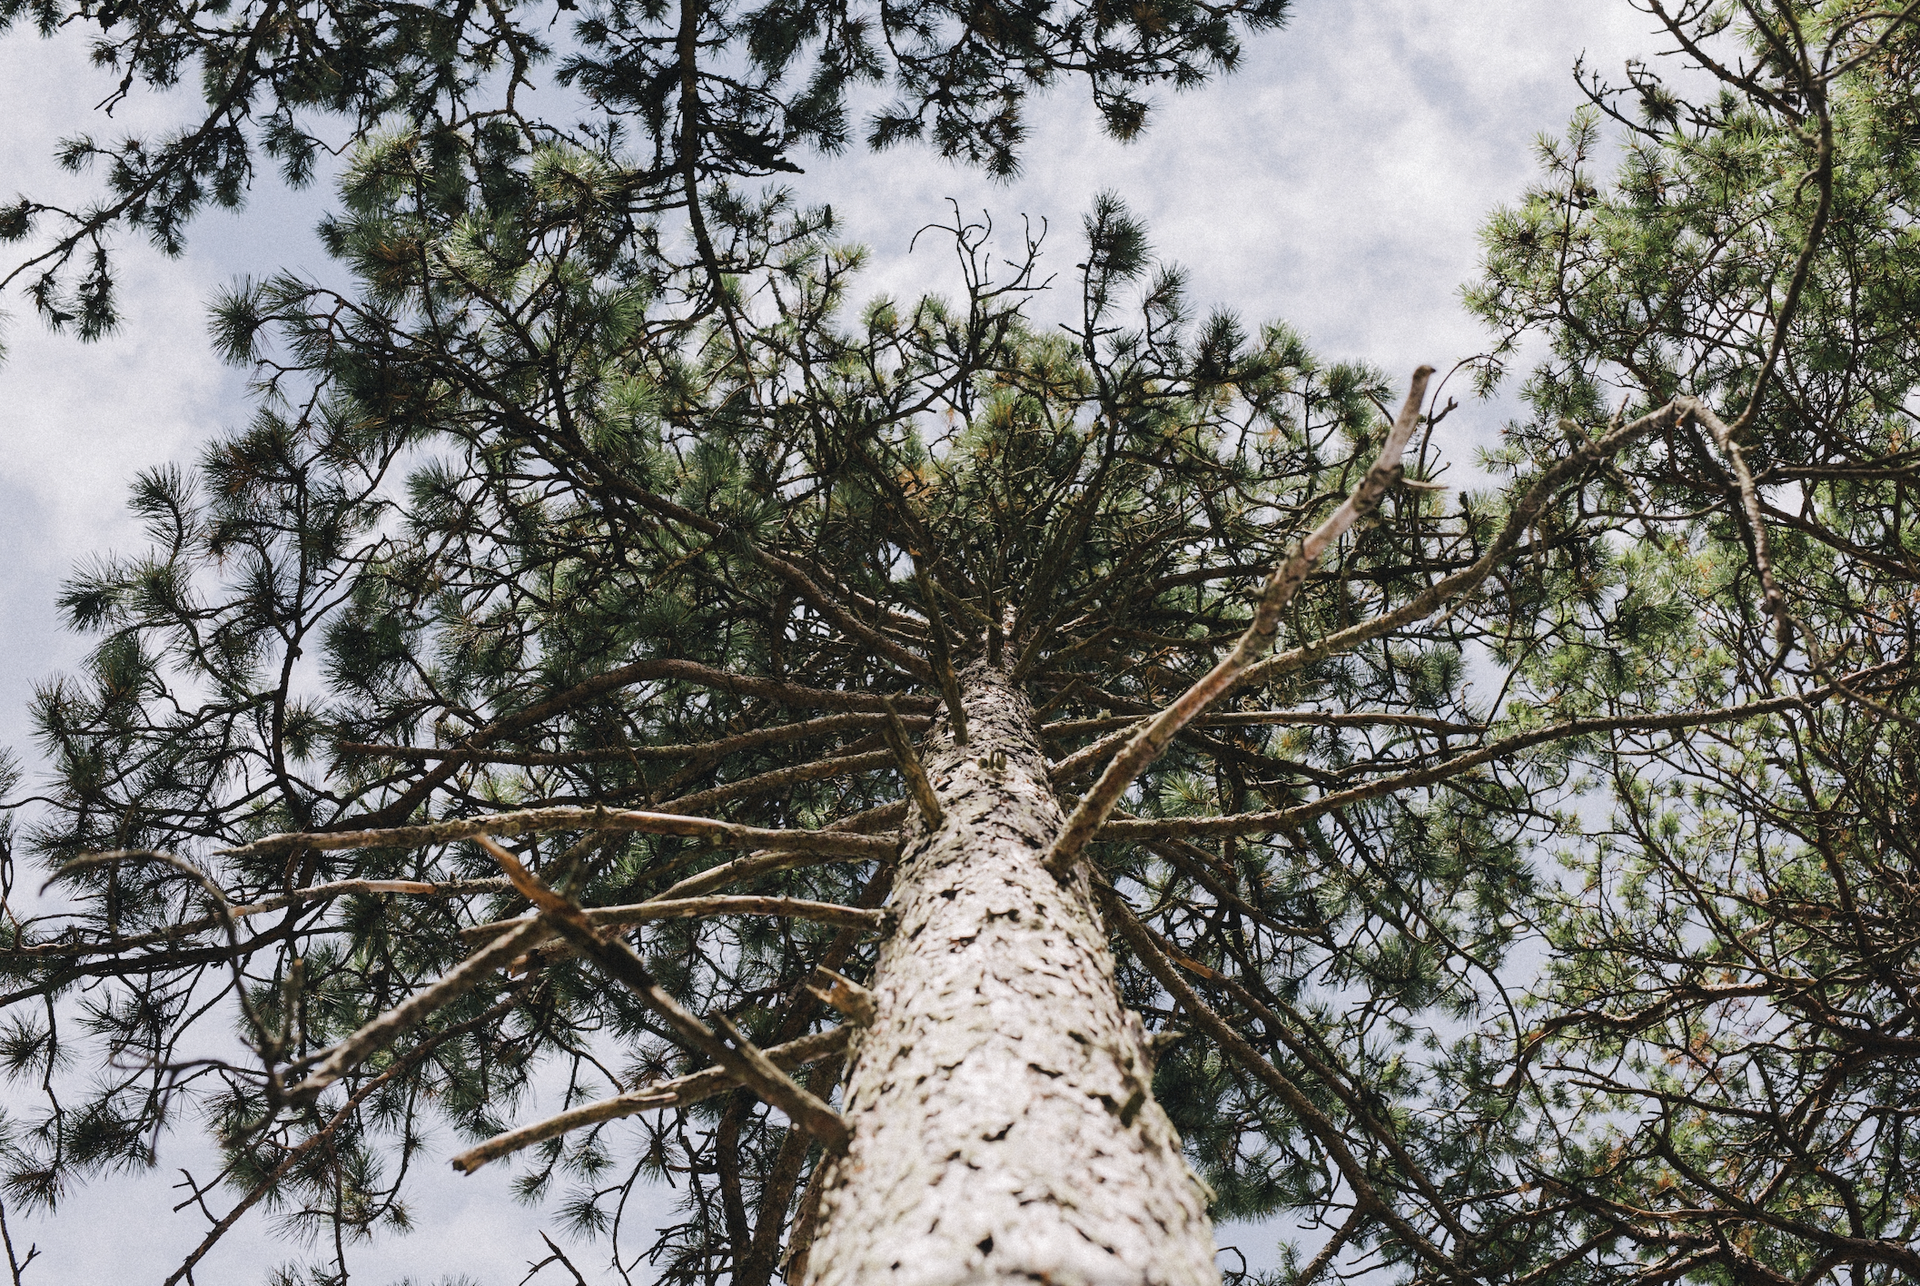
[480,839,852,1151]
[1095,668,1895,841]
[450,1027,852,1174]
[460,895,891,945]
[878,698,944,827]
[225,807,900,861]
[1044,367,1436,876]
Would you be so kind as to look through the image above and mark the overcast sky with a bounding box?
[0,3,1663,1281]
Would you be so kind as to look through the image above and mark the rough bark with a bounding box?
[804,664,1218,1286]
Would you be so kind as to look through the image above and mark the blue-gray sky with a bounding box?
[0,3,1662,1280]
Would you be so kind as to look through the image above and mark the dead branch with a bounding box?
[653,749,895,816]
[480,838,852,1151]
[450,1027,852,1174]
[1042,710,1485,738]
[460,895,891,945]
[338,711,929,766]
[878,698,944,827]
[223,808,901,860]
[1045,367,1437,876]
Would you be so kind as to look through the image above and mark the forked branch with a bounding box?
[451,1027,852,1174]
[224,807,899,860]
[1043,367,1436,876]
[479,838,853,1151]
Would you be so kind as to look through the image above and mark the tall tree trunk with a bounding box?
[803,664,1219,1285]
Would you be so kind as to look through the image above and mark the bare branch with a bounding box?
[878,698,944,827]
[521,1233,591,1286]
[0,1197,39,1286]
[480,839,852,1151]
[460,896,892,945]
[338,711,929,766]
[654,750,895,816]
[451,1027,852,1174]
[1042,710,1485,739]
[224,808,901,861]
[1044,367,1436,876]
[652,846,879,903]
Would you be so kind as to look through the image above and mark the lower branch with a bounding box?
[451,1027,852,1174]
[225,808,900,860]
[482,839,852,1151]
[1097,885,1459,1277]
[460,896,891,945]
[167,992,526,1286]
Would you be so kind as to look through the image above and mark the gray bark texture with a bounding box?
[803,664,1219,1286]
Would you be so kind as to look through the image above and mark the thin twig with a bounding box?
[0,1197,38,1285]
[522,1232,590,1286]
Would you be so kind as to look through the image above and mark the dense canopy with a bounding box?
[2,2,1919,1284]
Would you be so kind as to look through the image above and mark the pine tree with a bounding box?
[3,3,1919,1284]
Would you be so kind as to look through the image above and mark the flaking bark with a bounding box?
[804,664,1218,1286]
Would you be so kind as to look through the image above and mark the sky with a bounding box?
[0,2,1664,1281]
